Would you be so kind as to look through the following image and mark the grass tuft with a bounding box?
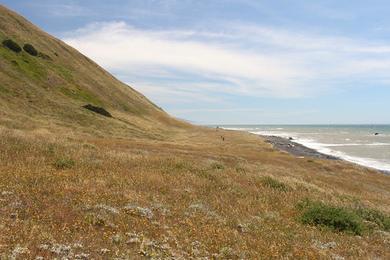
[53,158,75,170]
[210,162,225,170]
[0,46,47,80]
[261,176,291,192]
[60,86,102,105]
[0,84,9,94]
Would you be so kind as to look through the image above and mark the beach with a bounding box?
[263,135,339,160]
[262,135,390,175]
[220,125,390,173]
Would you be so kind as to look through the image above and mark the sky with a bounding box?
[3,0,390,124]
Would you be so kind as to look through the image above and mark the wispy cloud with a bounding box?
[131,82,226,104]
[64,22,309,98]
[63,20,390,106]
[25,2,95,17]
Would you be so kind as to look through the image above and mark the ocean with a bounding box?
[219,125,390,172]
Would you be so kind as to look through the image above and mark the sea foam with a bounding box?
[230,128,390,173]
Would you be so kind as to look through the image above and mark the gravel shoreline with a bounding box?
[263,135,390,175]
[264,135,339,160]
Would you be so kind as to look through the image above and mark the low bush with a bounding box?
[23,43,38,56]
[2,39,22,53]
[261,176,291,192]
[297,200,363,235]
[355,207,390,231]
[54,158,75,169]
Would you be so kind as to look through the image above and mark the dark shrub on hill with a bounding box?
[23,43,38,56]
[38,52,52,60]
[83,104,112,117]
[2,39,22,53]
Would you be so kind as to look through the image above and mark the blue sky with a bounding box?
[3,0,390,124]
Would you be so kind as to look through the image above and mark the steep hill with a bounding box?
[0,5,187,138]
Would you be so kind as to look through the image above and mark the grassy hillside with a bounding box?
[0,5,389,259]
[0,5,187,139]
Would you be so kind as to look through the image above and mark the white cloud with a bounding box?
[64,21,309,98]
[131,81,226,104]
[63,21,390,104]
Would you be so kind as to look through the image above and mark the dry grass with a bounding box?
[0,125,389,259]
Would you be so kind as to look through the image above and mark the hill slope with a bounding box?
[0,5,187,138]
[0,5,390,259]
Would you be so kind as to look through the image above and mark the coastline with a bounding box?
[262,134,390,175]
[263,135,339,160]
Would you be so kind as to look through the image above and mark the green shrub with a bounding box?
[261,176,290,192]
[298,200,363,235]
[54,158,75,169]
[355,207,390,231]
[2,39,22,53]
[23,43,38,56]
[384,218,390,231]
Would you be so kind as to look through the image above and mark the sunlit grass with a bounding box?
[0,127,389,258]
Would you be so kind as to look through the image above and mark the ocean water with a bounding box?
[219,125,390,172]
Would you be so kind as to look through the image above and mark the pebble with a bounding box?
[123,204,153,219]
[126,232,141,244]
[1,191,13,196]
[50,243,72,255]
[73,242,84,249]
[237,223,247,233]
[95,204,119,215]
[187,203,221,220]
[100,248,110,254]
[10,245,29,259]
[75,253,89,259]
[331,253,345,260]
[313,240,337,250]
[112,234,122,244]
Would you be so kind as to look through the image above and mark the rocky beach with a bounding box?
[264,135,339,160]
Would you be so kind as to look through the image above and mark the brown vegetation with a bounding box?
[0,126,389,259]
